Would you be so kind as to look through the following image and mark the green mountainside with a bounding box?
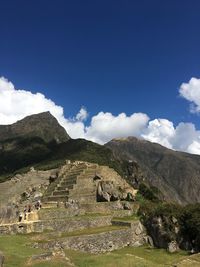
[0,113,123,181]
[2,113,200,206]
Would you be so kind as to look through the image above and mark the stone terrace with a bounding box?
[0,160,146,254]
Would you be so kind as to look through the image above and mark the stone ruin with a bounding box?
[43,160,137,203]
[0,160,149,256]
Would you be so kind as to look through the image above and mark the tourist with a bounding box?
[28,204,31,213]
[35,200,42,210]
[24,206,27,220]
[38,200,42,209]
[19,212,23,222]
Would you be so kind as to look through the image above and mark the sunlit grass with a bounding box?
[0,233,196,267]
[66,246,189,267]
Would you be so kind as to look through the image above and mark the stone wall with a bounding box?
[97,166,137,197]
[33,216,112,234]
[38,207,85,220]
[0,169,51,206]
[79,201,139,216]
[0,216,112,235]
[38,220,147,254]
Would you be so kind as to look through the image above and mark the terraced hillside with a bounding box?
[0,159,146,265]
[43,160,136,204]
[1,160,200,266]
[0,205,199,266]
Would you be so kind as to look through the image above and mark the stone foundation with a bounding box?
[79,201,139,214]
[0,216,112,235]
[37,220,146,254]
[38,207,85,220]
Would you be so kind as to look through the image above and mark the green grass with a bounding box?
[0,233,197,267]
[66,246,189,267]
[0,234,73,267]
[0,235,44,267]
[30,262,68,267]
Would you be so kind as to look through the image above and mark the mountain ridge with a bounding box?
[0,112,123,180]
[106,136,200,204]
[1,113,200,205]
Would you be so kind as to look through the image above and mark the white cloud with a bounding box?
[1,76,200,155]
[171,122,200,152]
[179,77,200,113]
[142,118,200,154]
[85,112,149,144]
[0,76,86,138]
[142,119,175,149]
[188,141,200,155]
[0,77,63,124]
[76,107,88,121]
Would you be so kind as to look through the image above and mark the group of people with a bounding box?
[18,200,42,222]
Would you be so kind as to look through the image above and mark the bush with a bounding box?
[137,183,159,202]
[179,204,200,249]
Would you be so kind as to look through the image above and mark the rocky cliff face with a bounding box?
[106,137,200,204]
[0,112,70,144]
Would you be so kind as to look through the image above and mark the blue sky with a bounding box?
[1,0,200,153]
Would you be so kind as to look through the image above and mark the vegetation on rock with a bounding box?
[138,199,200,252]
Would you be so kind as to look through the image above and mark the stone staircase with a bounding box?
[43,162,99,203]
[43,160,136,205]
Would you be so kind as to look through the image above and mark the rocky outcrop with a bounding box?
[97,181,123,201]
[143,214,199,253]
[97,181,134,202]
[167,241,179,253]
[144,215,180,250]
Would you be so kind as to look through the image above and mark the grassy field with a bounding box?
[66,246,189,267]
[0,233,198,267]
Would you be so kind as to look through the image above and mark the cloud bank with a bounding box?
[1,76,200,155]
[179,77,200,113]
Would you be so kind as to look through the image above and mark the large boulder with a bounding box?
[145,216,176,248]
[143,214,185,251]
[97,181,122,202]
[167,241,179,253]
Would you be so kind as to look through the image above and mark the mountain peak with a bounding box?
[0,112,70,144]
